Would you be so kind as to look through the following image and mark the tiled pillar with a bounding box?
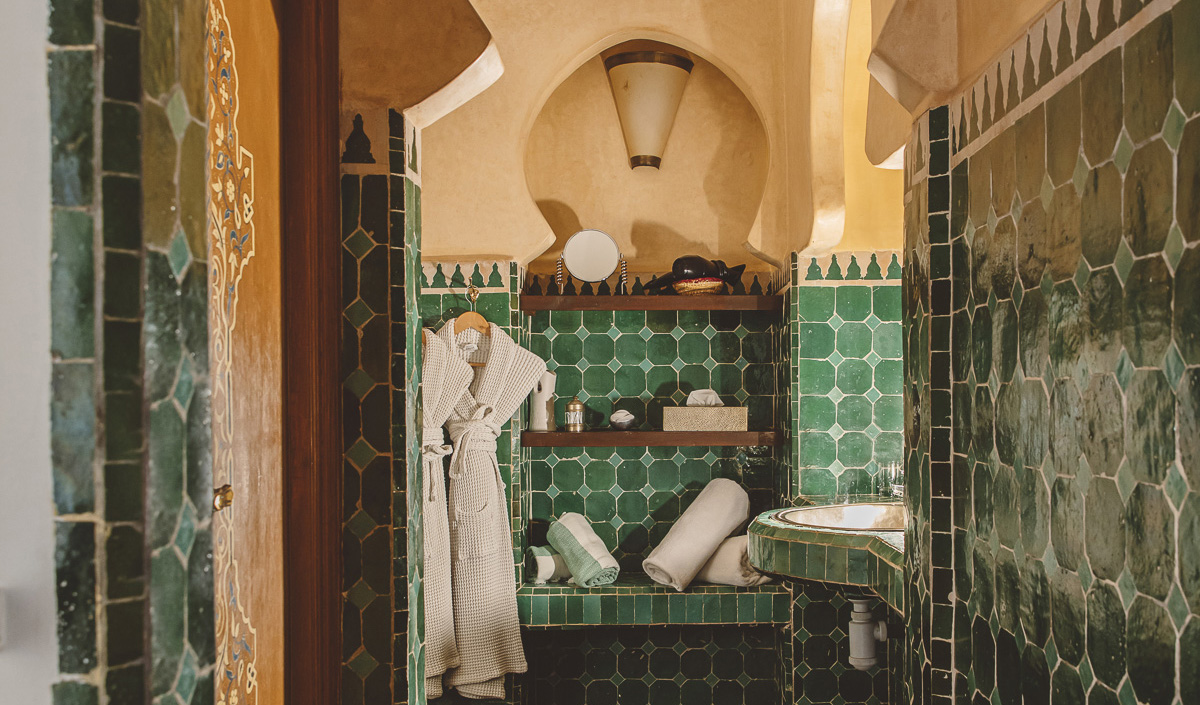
[339,108,401,705]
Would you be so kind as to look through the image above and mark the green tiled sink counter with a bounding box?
[516,574,790,628]
[748,496,904,614]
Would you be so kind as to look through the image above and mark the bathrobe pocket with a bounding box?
[449,466,504,560]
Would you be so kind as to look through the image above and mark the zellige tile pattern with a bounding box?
[907,1,1200,703]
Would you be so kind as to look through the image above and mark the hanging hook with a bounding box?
[467,284,480,311]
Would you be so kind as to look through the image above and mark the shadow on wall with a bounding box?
[526,53,769,274]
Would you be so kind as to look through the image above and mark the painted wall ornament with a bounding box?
[206,1,259,703]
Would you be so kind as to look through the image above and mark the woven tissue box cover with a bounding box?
[662,406,748,432]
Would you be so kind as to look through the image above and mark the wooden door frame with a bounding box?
[279,0,342,702]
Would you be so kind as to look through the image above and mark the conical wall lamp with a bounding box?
[603,41,693,170]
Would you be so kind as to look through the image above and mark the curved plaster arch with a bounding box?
[519,31,775,268]
[419,0,859,266]
[800,0,853,256]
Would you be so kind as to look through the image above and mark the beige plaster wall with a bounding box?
[955,0,1056,83]
[340,0,492,109]
[525,55,771,274]
[841,0,903,252]
[419,0,836,267]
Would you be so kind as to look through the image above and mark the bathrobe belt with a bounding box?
[446,406,503,480]
[420,430,453,502]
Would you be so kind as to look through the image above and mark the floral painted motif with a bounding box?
[206,1,258,704]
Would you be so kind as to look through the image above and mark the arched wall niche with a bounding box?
[523,40,773,275]
[419,0,820,268]
[411,0,903,267]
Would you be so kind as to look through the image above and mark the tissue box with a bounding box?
[662,406,748,432]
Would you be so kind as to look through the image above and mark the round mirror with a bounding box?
[561,229,621,282]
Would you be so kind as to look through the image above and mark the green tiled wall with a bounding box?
[340,111,398,705]
[789,256,904,498]
[523,626,782,705]
[905,0,1200,703]
[47,0,213,702]
[525,307,781,570]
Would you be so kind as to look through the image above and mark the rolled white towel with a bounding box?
[694,535,773,587]
[525,545,571,584]
[642,478,750,591]
[547,513,620,587]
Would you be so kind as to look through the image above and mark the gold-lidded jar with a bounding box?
[565,397,585,432]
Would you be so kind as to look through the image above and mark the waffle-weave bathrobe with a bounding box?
[420,331,474,698]
[437,320,546,699]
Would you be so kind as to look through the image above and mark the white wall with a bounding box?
[0,0,59,702]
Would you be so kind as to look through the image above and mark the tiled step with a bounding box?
[517,573,790,628]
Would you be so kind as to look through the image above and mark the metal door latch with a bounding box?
[213,484,234,512]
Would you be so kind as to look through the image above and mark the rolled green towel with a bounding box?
[525,545,571,584]
[546,513,620,587]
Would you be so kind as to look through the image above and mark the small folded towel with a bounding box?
[643,478,750,591]
[694,535,773,587]
[547,513,620,587]
[525,545,572,584]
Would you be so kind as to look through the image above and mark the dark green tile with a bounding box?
[180,123,208,258]
[104,249,141,319]
[149,551,185,696]
[1123,258,1171,369]
[104,0,137,23]
[1175,247,1200,364]
[103,319,141,392]
[1080,50,1123,165]
[105,389,143,462]
[836,287,871,321]
[49,0,94,45]
[52,362,96,515]
[1183,370,1200,489]
[1124,13,1174,144]
[102,23,140,102]
[107,598,144,665]
[102,175,142,250]
[1177,0,1200,116]
[51,209,95,359]
[796,287,835,321]
[105,462,143,522]
[53,681,98,705]
[1045,77,1081,186]
[1122,140,1173,257]
[1126,596,1175,705]
[102,100,141,175]
[1014,105,1046,200]
[142,101,178,249]
[1087,581,1126,687]
[107,524,145,599]
[49,50,95,207]
[1085,478,1126,581]
[1178,118,1200,244]
[56,521,97,674]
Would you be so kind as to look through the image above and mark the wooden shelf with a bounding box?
[521,430,781,448]
[519,294,782,312]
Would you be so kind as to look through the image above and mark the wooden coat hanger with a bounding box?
[454,284,490,367]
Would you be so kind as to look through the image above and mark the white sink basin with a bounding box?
[776,502,906,532]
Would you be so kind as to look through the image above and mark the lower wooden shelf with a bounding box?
[516,573,790,628]
[521,430,781,448]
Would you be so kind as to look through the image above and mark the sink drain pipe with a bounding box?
[848,599,889,670]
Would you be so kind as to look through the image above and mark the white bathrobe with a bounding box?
[437,320,546,699]
[420,332,474,698]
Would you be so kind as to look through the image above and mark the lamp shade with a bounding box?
[603,44,693,170]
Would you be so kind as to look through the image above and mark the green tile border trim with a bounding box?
[516,574,790,627]
[748,503,904,615]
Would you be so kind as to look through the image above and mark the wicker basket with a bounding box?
[662,406,748,432]
[672,278,725,296]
